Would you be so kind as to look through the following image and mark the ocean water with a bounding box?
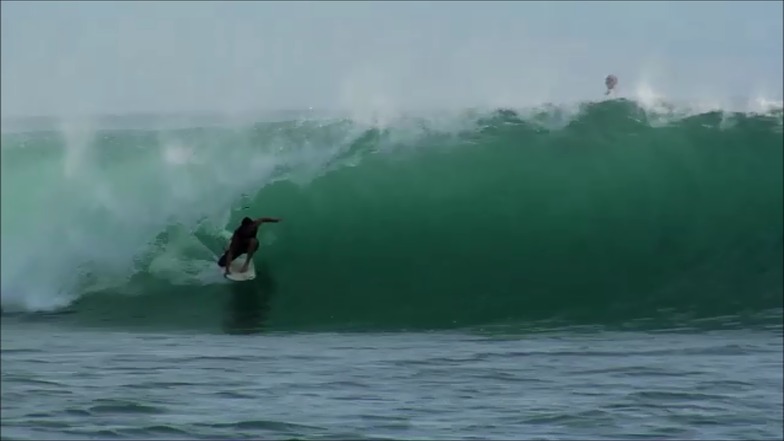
[1,99,783,439]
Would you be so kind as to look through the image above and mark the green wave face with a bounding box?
[2,100,782,332]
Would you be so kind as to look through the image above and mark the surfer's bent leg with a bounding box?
[240,239,259,271]
[218,247,238,267]
[221,245,241,273]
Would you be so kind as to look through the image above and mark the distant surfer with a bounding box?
[605,74,618,95]
[218,216,281,275]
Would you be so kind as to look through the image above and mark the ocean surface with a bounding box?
[2,99,783,440]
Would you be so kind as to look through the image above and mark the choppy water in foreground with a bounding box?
[2,318,782,440]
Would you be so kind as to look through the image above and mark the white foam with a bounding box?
[0,116,377,311]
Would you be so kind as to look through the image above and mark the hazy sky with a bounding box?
[2,1,782,117]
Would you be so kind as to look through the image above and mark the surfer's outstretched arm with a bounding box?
[253,217,281,226]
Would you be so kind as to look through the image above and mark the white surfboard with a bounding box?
[224,253,256,282]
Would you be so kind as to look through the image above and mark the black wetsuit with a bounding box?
[217,223,259,267]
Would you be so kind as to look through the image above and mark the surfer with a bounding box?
[605,74,618,95]
[218,216,281,275]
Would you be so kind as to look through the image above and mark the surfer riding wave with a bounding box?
[218,216,281,275]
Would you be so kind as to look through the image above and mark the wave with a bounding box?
[1,99,782,332]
